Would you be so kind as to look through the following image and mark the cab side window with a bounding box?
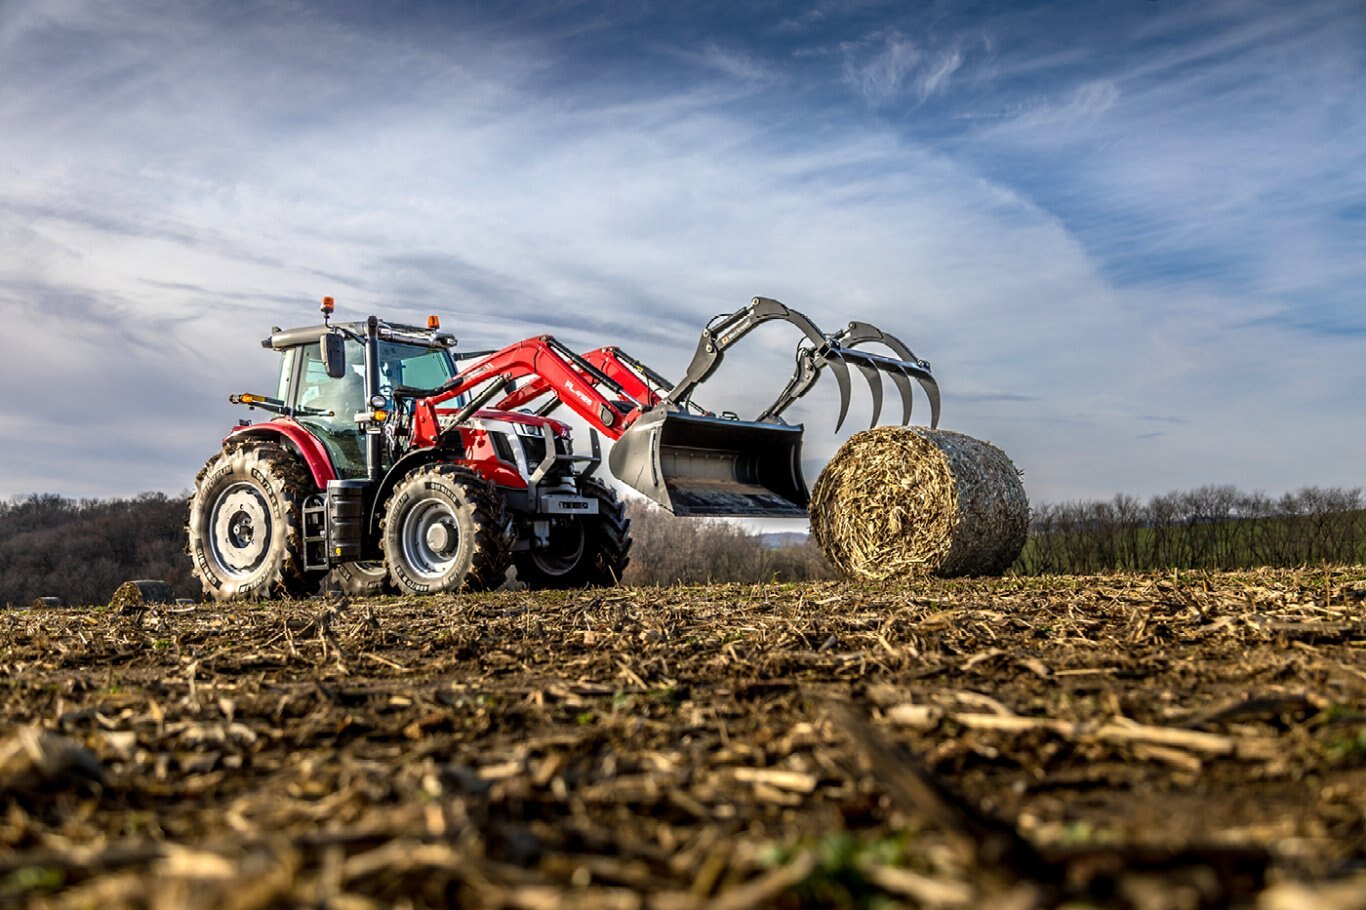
[295,340,368,478]
[298,342,365,416]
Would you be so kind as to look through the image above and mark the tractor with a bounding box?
[187,296,938,600]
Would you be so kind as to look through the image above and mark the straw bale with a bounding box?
[108,579,174,611]
[809,427,1027,579]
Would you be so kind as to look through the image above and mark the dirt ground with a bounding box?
[2,568,1365,909]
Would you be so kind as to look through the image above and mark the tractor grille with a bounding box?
[519,434,568,468]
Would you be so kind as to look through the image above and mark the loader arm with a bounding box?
[414,334,810,519]
[406,298,936,521]
[492,346,666,413]
[425,337,640,438]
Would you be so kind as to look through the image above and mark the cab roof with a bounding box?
[261,319,458,351]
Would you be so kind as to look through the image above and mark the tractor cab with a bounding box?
[264,322,465,478]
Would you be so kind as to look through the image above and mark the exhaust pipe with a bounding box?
[608,409,809,518]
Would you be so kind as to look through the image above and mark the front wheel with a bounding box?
[186,442,322,601]
[381,463,513,595]
[514,477,631,589]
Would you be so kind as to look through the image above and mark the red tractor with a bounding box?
[187,296,938,600]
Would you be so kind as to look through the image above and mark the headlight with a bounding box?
[369,394,388,409]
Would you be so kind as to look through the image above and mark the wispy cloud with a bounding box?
[675,41,775,83]
[839,31,966,106]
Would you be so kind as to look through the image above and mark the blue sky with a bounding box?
[1,0,1362,509]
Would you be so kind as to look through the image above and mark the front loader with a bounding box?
[187,296,938,600]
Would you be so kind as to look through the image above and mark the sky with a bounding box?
[1,0,1363,512]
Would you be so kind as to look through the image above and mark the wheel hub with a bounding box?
[399,500,462,581]
[212,486,270,573]
[425,521,456,555]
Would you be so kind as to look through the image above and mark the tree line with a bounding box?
[0,493,199,607]
[1015,485,1365,575]
[619,500,835,587]
[0,491,834,606]
[2,483,1360,605]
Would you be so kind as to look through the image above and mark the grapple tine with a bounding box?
[916,373,941,429]
[836,321,917,362]
[850,358,883,428]
[831,320,937,428]
[887,365,914,425]
[827,350,854,432]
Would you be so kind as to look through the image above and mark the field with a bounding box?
[2,568,1365,909]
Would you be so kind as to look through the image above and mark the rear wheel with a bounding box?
[331,561,396,596]
[381,463,513,594]
[186,442,323,601]
[514,477,631,589]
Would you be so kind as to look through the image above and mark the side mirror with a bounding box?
[321,332,347,379]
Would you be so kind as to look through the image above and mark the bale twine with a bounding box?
[809,427,1028,580]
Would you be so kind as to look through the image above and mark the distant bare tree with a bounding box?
[0,492,197,606]
[621,498,834,586]
[1015,484,1364,575]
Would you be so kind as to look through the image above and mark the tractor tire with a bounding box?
[514,477,631,589]
[331,561,396,596]
[186,442,323,602]
[381,463,513,595]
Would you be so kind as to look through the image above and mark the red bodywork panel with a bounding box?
[227,419,337,490]
[452,423,527,489]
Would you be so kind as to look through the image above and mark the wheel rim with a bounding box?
[399,499,461,581]
[531,520,586,576]
[209,482,272,578]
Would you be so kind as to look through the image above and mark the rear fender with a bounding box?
[226,420,335,490]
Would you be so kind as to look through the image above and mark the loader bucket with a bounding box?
[608,409,809,517]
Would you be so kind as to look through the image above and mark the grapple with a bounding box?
[607,297,939,518]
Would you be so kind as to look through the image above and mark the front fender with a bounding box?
[368,444,468,536]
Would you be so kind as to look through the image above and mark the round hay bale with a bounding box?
[108,579,174,611]
[809,427,1028,580]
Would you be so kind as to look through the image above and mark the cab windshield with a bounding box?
[290,339,461,479]
[377,341,457,395]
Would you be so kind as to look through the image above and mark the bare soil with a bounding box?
[2,568,1365,909]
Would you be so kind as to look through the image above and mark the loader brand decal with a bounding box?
[562,378,596,411]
